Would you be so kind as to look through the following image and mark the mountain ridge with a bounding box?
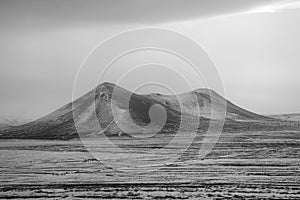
[0,82,298,140]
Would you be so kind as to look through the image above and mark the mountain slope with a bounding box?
[0,82,291,140]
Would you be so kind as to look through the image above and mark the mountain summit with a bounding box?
[1,82,291,140]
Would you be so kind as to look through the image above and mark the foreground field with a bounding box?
[0,130,299,199]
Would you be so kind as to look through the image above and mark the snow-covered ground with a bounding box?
[0,130,299,199]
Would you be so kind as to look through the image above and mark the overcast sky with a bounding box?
[0,0,300,120]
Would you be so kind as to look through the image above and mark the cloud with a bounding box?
[249,0,300,13]
[0,0,286,29]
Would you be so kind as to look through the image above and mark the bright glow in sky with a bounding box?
[249,0,300,13]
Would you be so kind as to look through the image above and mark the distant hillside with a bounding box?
[269,113,300,122]
[0,117,30,129]
[0,82,298,140]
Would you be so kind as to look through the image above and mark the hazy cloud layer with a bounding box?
[1,0,286,28]
[0,0,300,119]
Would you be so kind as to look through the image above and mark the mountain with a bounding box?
[0,82,297,140]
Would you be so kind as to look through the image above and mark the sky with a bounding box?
[0,0,300,120]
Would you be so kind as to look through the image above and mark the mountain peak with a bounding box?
[0,82,279,140]
[96,82,116,91]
